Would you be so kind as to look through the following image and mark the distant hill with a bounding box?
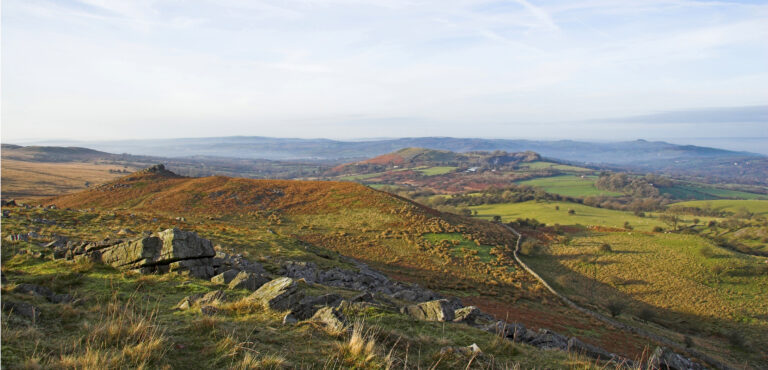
[1,144,115,162]
[330,147,541,174]
[22,136,767,185]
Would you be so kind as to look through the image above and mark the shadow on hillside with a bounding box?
[524,256,767,368]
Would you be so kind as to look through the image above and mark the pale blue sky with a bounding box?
[2,0,767,142]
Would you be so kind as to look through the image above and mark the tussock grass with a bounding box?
[45,294,168,369]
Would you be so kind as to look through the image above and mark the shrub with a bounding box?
[519,240,540,256]
[637,308,655,322]
[599,243,612,253]
[567,209,576,215]
[605,301,626,318]
[623,221,633,230]
[652,226,664,232]
[725,330,745,348]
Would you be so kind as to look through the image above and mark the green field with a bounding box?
[416,166,458,176]
[660,184,768,201]
[516,175,623,198]
[470,200,668,231]
[670,199,768,216]
[518,161,594,173]
[522,231,768,366]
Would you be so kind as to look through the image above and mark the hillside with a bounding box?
[2,167,702,367]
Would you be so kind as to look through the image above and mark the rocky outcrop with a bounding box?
[283,261,440,303]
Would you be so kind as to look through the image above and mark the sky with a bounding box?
[2,0,767,143]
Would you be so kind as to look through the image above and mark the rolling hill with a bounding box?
[23,136,767,185]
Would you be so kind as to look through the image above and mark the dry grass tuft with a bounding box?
[50,294,168,369]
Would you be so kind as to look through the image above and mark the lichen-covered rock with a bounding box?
[484,321,527,341]
[401,299,455,322]
[228,271,269,291]
[247,277,303,311]
[311,306,347,334]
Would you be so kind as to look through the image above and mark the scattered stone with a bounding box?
[211,269,241,285]
[1,300,40,321]
[401,299,455,322]
[13,283,73,304]
[228,271,269,291]
[453,306,496,327]
[648,347,705,370]
[439,343,483,357]
[527,329,570,350]
[247,277,303,311]
[177,290,227,310]
[310,306,347,334]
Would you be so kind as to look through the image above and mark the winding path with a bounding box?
[500,223,732,370]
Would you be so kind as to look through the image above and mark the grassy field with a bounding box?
[660,184,768,201]
[517,161,594,173]
[0,159,138,199]
[670,199,768,216]
[471,200,666,231]
[516,175,622,198]
[522,231,768,367]
[416,166,457,176]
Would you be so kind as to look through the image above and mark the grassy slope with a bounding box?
[1,159,138,200]
[470,200,667,231]
[516,175,623,198]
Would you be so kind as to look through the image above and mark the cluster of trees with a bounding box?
[594,173,672,197]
